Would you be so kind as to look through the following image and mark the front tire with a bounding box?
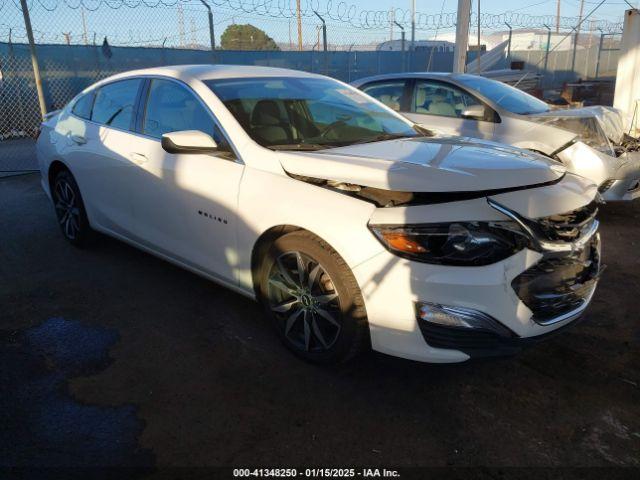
[257,231,369,364]
[52,169,94,247]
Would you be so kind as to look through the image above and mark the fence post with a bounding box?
[394,21,405,72]
[595,28,604,79]
[543,24,551,73]
[199,0,215,60]
[570,28,578,79]
[19,0,47,119]
[313,11,328,75]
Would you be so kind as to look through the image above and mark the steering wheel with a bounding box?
[320,120,347,139]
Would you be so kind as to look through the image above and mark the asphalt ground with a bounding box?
[1,173,639,478]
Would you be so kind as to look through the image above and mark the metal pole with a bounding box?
[296,0,303,51]
[394,21,406,72]
[570,27,578,77]
[453,0,471,73]
[476,0,481,73]
[505,22,512,65]
[595,28,604,79]
[19,0,46,119]
[543,24,551,72]
[313,11,327,74]
[411,0,416,50]
[556,0,561,33]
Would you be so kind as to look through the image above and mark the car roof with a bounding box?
[352,72,480,86]
[96,64,325,86]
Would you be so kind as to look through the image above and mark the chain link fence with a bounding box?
[0,0,625,176]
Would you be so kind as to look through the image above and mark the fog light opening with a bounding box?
[416,302,514,338]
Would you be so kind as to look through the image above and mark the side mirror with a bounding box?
[161,130,218,154]
[460,104,486,121]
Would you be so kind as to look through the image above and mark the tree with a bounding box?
[221,24,280,51]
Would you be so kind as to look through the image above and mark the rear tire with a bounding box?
[257,231,369,364]
[51,169,94,247]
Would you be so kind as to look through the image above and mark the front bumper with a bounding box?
[352,201,601,363]
[416,311,588,359]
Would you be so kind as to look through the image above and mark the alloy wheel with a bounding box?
[54,179,81,240]
[267,251,342,353]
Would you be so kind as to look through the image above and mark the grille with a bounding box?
[417,322,521,358]
[512,235,600,323]
[533,201,599,242]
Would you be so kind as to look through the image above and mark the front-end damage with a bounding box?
[344,171,602,362]
[529,106,640,201]
[554,140,640,201]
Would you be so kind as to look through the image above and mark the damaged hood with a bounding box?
[529,106,624,145]
[277,137,565,193]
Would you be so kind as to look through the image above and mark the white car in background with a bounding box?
[353,72,640,201]
[37,65,601,364]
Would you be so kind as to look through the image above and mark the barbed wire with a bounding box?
[0,0,624,31]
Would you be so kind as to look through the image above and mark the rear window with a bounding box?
[91,79,142,130]
[71,92,94,120]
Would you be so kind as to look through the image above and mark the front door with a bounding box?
[126,78,243,283]
[403,79,496,140]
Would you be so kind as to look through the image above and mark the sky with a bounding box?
[1,0,637,47]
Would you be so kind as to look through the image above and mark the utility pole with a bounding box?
[19,0,47,119]
[453,0,471,73]
[556,0,561,33]
[81,7,88,45]
[477,0,481,73]
[575,0,585,36]
[178,3,185,48]
[296,0,303,51]
[411,0,416,51]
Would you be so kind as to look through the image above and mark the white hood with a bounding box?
[278,137,565,193]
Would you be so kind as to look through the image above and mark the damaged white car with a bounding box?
[353,73,640,201]
[37,66,601,363]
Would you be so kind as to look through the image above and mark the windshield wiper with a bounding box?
[351,133,418,145]
[268,143,332,151]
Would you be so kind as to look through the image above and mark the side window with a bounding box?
[91,79,142,130]
[413,80,484,119]
[361,80,407,112]
[142,79,222,144]
[71,92,94,120]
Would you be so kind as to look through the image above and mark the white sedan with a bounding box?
[37,65,601,363]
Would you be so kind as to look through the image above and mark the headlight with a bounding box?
[369,221,530,266]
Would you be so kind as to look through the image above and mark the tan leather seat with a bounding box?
[428,93,456,117]
[378,94,400,111]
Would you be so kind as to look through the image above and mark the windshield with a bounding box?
[456,75,550,115]
[205,77,419,150]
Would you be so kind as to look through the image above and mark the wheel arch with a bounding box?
[48,160,72,192]
[250,224,304,297]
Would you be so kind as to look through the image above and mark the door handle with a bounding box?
[130,152,148,165]
[70,135,87,145]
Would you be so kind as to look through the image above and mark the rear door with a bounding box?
[359,79,411,113]
[63,78,144,235]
